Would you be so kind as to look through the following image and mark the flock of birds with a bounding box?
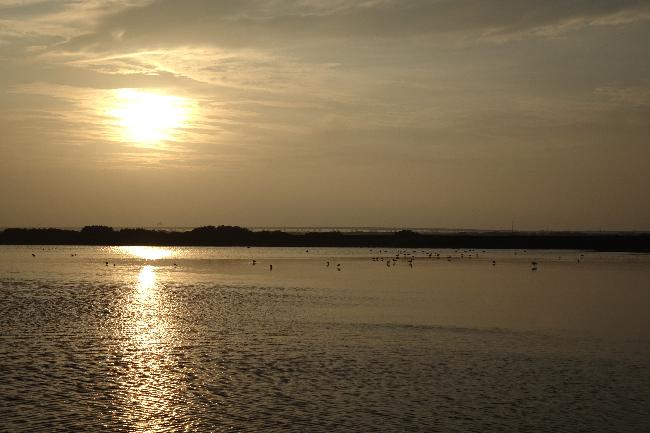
[243,248,587,272]
[29,248,588,272]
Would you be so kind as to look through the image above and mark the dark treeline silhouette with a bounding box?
[0,226,648,251]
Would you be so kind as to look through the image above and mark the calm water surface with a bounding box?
[1,246,648,432]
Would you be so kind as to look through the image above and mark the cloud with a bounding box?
[595,83,650,107]
[0,0,67,19]
[1,0,649,172]
[57,0,650,53]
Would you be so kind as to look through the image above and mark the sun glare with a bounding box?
[108,89,192,145]
[122,246,173,260]
[137,265,157,294]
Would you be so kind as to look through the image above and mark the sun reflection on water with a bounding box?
[137,265,157,301]
[121,246,174,261]
[118,264,182,431]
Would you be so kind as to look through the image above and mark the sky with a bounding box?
[1,0,649,230]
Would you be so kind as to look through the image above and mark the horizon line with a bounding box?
[1,225,649,234]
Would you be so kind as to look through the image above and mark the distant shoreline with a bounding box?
[1,226,648,252]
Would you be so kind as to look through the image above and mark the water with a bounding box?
[1,246,648,432]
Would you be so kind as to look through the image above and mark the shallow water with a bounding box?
[1,246,649,432]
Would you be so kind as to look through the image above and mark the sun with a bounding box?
[108,89,192,144]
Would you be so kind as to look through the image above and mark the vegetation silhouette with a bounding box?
[0,226,648,251]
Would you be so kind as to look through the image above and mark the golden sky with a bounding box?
[1,0,649,229]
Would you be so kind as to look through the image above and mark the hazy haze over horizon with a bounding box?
[1,0,649,230]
